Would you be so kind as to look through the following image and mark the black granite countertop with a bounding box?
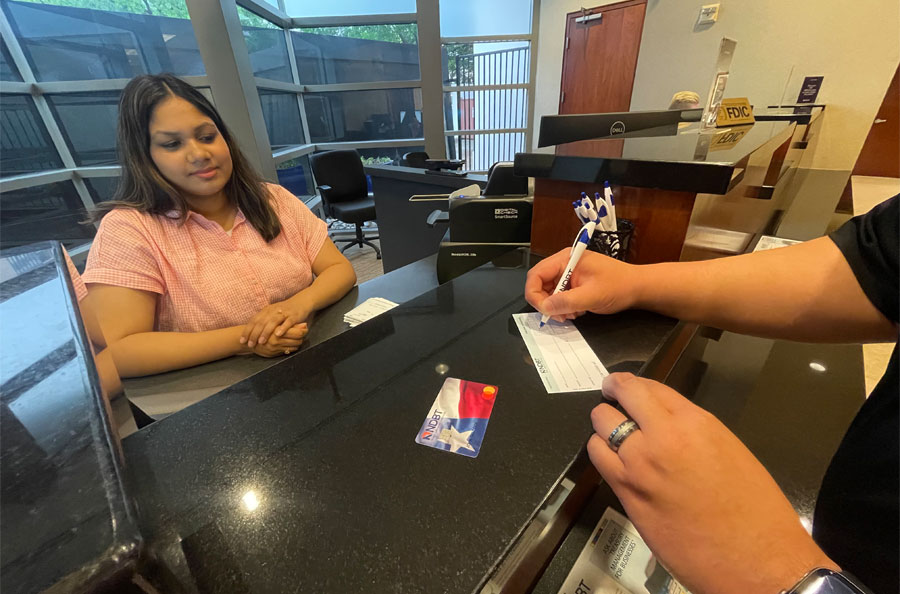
[123,265,680,593]
[0,242,140,594]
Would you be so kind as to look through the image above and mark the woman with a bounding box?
[84,74,356,378]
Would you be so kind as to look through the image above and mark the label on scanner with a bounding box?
[415,378,497,458]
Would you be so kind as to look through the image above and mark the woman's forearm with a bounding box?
[289,261,357,314]
[110,325,245,377]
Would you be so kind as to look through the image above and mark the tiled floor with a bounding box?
[851,175,899,396]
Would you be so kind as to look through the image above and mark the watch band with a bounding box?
[781,568,875,594]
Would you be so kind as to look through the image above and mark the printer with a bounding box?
[432,163,532,283]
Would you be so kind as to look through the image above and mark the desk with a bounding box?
[123,255,442,419]
[365,165,487,272]
[122,264,682,593]
[516,119,799,263]
[0,243,140,594]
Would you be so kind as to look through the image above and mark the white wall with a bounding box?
[533,0,900,170]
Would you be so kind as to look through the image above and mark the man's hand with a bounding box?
[524,249,637,322]
[588,373,839,594]
[241,297,312,348]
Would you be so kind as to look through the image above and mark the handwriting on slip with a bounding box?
[513,313,608,394]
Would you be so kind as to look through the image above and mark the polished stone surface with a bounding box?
[531,330,866,594]
[122,254,443,419]
[0,242,139,594]
[123,265,680,593]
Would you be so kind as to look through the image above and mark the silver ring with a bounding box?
[607,420,639,452]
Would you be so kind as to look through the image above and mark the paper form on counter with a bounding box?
[343,297,398,327]
[513,312,608,394]
[556,507,690,594]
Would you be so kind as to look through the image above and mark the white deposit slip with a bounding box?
[513,312,609,393]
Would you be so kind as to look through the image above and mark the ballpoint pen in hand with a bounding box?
[540,220,596,327]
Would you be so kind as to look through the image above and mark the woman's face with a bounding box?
[148,96,233,203]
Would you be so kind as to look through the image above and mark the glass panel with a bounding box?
[0,181,96,249]
[238,6,293,83]
[291,25,419,85]
[442,41,529,86]
[440,0,533,37]
[445,132,525,173]
[1,41,22,82]
[45,92,119,166]
[0,94,64,175]
[443,89,528,132]
[258,90,305,148]
[358,145,424,166]
[83,176,120,204]
[4,0,204,81]
[275,155,314,197]
[305,88,421,143]
[283,0,414,17]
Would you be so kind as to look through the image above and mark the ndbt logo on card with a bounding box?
[420,409,443,440]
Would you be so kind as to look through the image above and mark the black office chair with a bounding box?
[309,149,381,259]
[402,151,429,168]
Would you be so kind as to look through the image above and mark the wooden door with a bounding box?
[557,0,647,157]
[852,66,899,178]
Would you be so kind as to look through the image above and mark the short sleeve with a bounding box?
[267,183,328,264]
[62,248,88,302]
[83,209,166,294]
[829,194,899,324]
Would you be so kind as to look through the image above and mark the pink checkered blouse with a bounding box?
[83,183,327,333]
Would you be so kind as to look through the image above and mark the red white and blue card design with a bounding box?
[415,378,498,458]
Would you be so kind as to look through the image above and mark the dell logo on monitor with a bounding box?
[610,121,626,135]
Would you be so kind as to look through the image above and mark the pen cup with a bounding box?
[587,219,634,261]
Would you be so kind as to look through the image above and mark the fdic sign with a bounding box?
[716,97,755,127]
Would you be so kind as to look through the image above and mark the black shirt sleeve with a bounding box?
[828,194,899,324]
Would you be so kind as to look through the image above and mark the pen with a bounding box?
[540,221,596,327]
[604,181,618,232]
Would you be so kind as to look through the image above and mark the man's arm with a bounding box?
[527,237,896,343]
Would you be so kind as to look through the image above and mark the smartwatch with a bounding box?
[781,568,875,594]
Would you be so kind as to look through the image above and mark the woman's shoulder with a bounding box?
[96,206,174,239]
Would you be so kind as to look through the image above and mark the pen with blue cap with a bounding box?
[603,181,618,232]
[540,219,596,327]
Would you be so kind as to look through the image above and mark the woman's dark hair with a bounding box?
[93,73,281,241]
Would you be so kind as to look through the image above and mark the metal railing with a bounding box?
[443,45,530,173]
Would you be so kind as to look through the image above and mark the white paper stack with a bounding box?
[343,297,399,327]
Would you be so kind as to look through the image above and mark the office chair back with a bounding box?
[483,162,528,196]
[309,150,368,206]
[402,151,429,168]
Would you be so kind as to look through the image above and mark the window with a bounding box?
[258,90,306,148]
[0,94,64,175]
[1,41,22,82]
[291,25,419,85]
[45,92,120,167]
[238,6,293,83]
[3,0,204,81]
[83,176,120,204]
[305,88,421,143]
[440,0,533,37]
[282,0,415,17]
[0,181,95,249]
[446,132,525,172]
[441,38,533,171]
[276,155,314,197]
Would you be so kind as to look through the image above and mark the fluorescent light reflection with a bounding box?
[809,361,827,373]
